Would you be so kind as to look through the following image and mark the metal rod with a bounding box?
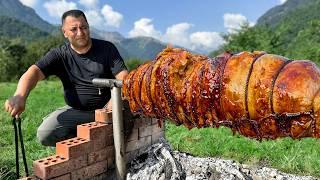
[92,78,123,88]
[111,87,126,179]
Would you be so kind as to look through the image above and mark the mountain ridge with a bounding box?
[0,0,170,60]
[0,0,56,33]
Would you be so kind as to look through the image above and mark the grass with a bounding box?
[165,122,320,178]
[0,81,65,179]
[0,81,319,179]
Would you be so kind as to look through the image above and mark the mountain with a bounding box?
[0,0,58,33]
[119,36,167,60]
[91,28,125,44]
[256,0,319,28]
[212,0,320,65]
[0,16,49,41]
[90,29,166,60]
[0,0,171,61]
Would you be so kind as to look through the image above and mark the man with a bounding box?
[4,9,128,146]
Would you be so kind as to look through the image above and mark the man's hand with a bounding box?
[4,65,45,118]
[4,95,26,118]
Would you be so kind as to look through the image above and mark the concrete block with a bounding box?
[125,136,151,152]
[126,128,138,141]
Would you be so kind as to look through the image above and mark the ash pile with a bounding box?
[126,139,315,180]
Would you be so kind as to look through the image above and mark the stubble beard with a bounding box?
[72,36,91,51]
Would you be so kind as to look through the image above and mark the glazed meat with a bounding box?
[122,47,320,140]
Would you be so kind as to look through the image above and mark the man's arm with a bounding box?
[4,65,45,117]
[104,69,129,111]
[115,69,129,80]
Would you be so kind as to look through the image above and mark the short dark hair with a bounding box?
[61,9,88,25]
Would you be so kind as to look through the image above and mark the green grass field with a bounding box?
[0,81,319,179]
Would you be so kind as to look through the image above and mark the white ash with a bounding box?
[126,138,316,180]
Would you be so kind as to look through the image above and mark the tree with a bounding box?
[0,37,27,81]
[285,20,320,65]
[125,58,145,71]
[209,23,282,57]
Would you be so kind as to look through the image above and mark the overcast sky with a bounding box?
[19,0,287,53]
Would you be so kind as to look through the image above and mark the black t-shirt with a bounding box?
[35,38,127,111]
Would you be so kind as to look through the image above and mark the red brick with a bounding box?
[87,146,114,164]
[125,136,151,152]
[71,160,108,179]
[19,176,37,180]
[95,109,112,124]
[51,173,71,180]
[107,157,115,169]
[77,122,113,150]
[126,128,138,141]
[56,137,92,159]
[105,134,114,146]
[33,155,87,179]
[105,145,115,158]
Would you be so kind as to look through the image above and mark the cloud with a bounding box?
[163,23,193,48]
[279,0,287,4]
[128,18,161,39]
[101,4,123,28]
[223,13,252,33]
[129,19,224,53]
[44,0,77,20]
[19,0,37,7]
[190,32,225,52]
[78,0,98,9]
[84,10,104,29]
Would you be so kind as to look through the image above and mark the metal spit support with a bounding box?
[92,78,126,180]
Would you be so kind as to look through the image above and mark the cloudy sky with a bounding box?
[19,0,287,53]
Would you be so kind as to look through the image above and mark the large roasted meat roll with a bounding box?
[122,47,320,140]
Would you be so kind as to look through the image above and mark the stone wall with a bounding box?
[32,107,164,179]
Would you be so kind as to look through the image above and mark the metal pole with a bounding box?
[111,87,126,180]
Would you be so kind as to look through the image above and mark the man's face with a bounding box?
[62,16,90,50]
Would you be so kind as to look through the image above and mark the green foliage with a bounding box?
[0,34,64,82]
[0,37,27,81]
[21,34,65,71]
[0,81,64,179]
[165,122,320,177]
[210,23,282,57]
[0,16,49,42]
[125,58,145,71]
[210,0,320,64]
[285,20,320,65]
[0,1,56,33]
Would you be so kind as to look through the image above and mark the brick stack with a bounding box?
[32,109,164,179]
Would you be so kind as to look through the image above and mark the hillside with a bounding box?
[0,16,49,41]
[256,0,320,43]
[256,0,319,28]
[0,0,172,61]
[212,0,320,64]
[120,36,167,60]
[0,0,56,33]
